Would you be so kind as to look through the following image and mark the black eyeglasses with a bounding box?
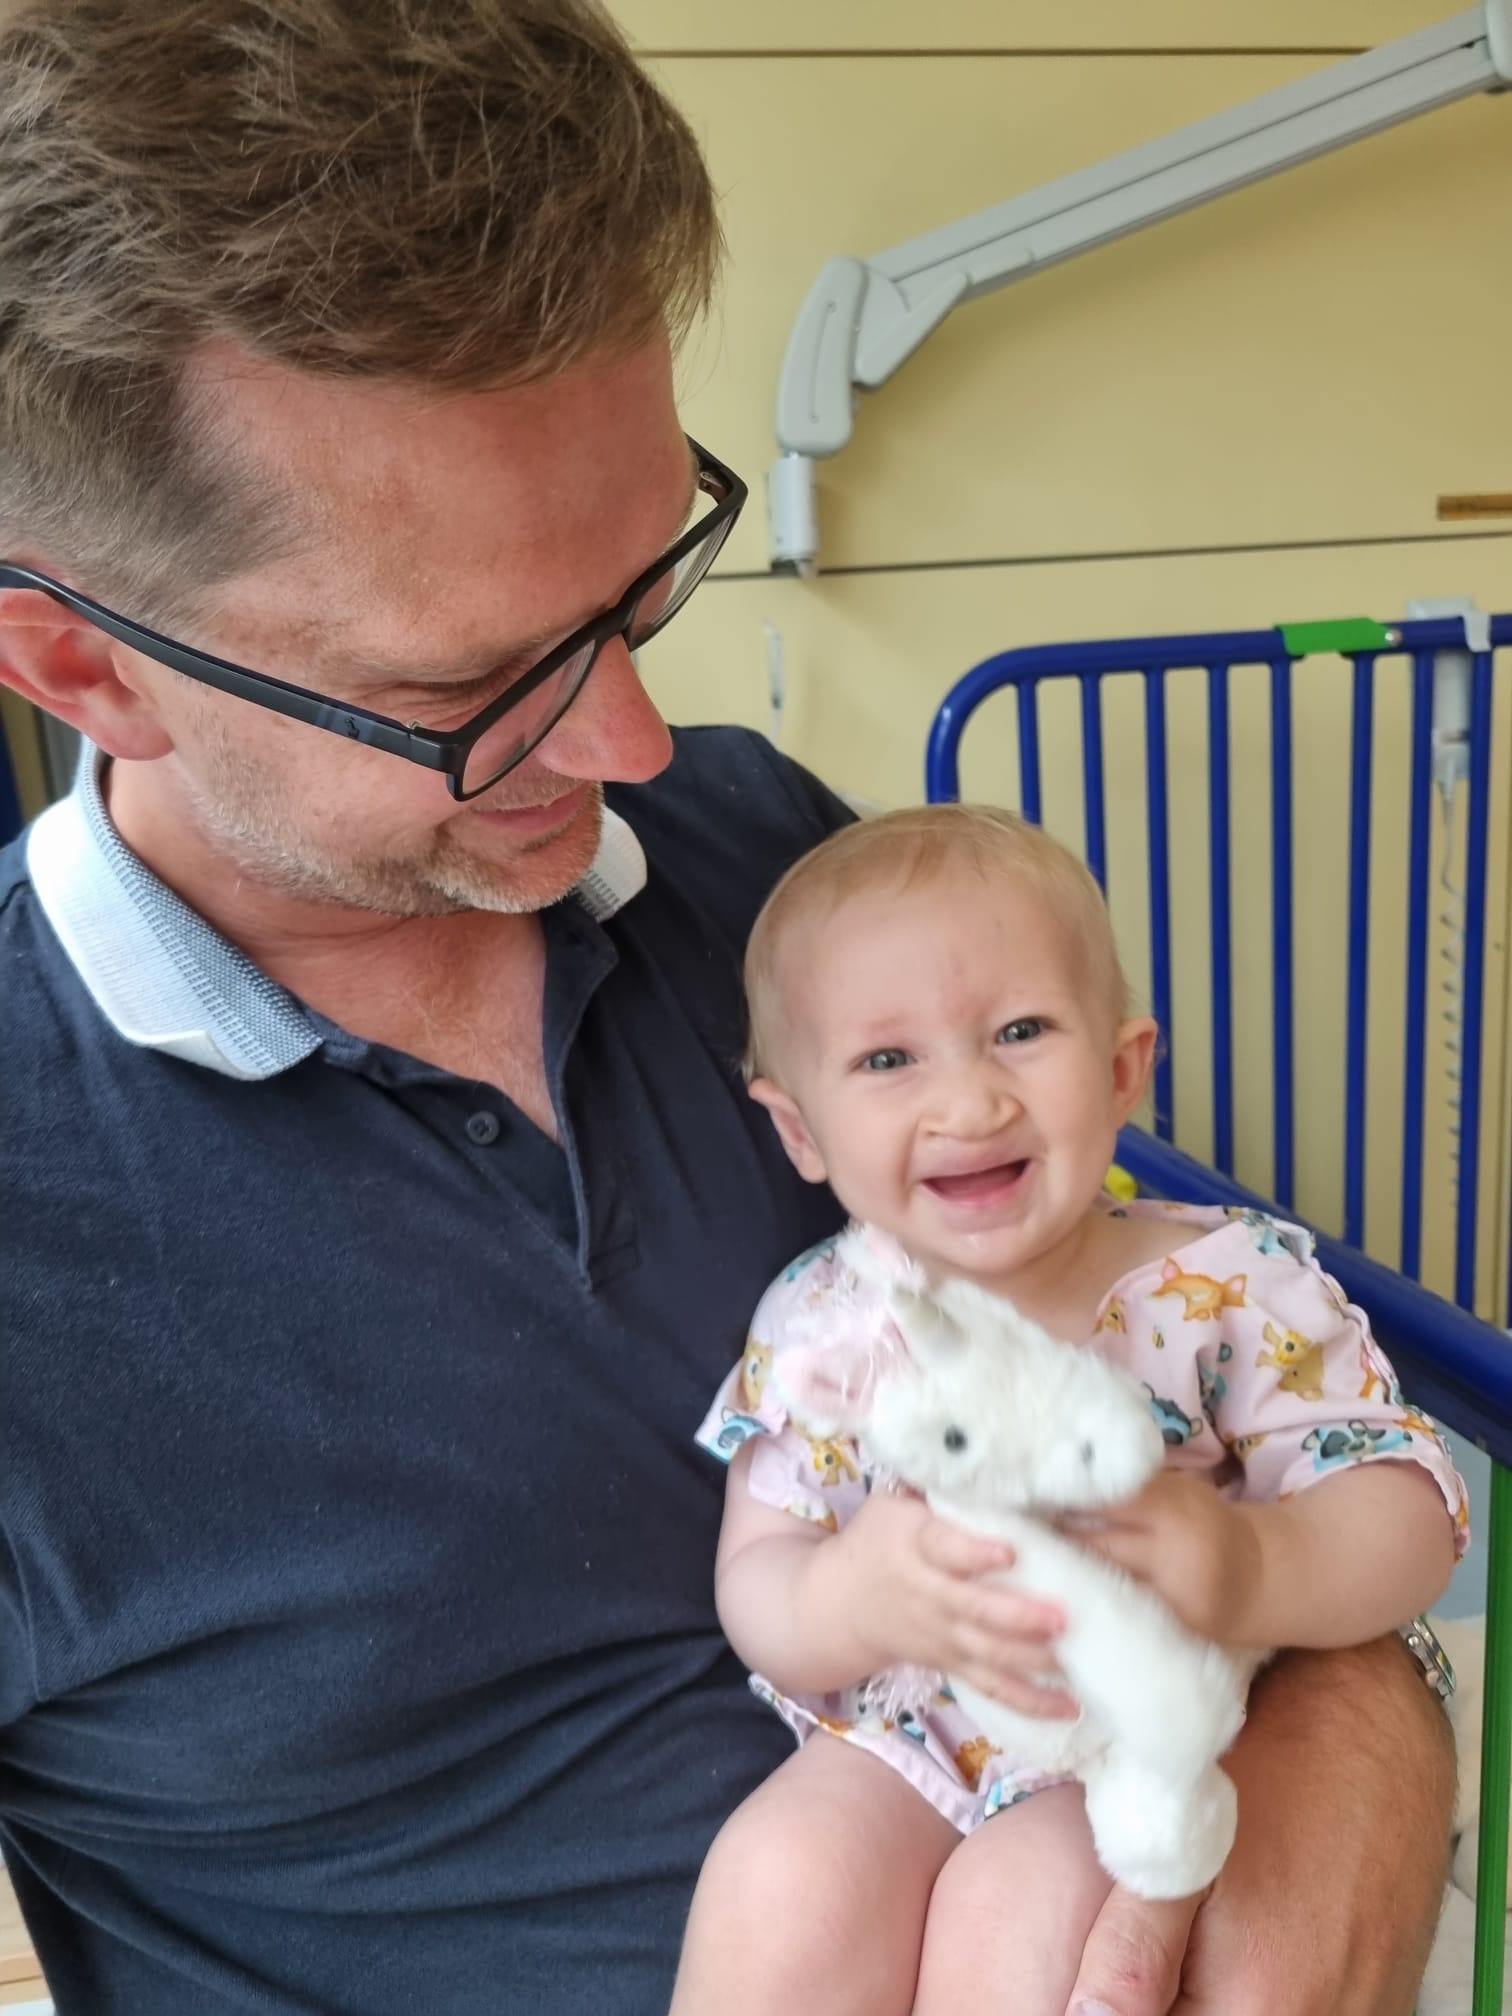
[0,436,746,801]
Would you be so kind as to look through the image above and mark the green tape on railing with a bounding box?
[1472,1461,1512,2016]
[1276,618,1393,658]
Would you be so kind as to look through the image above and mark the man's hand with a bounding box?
[1064,1637,1455,2015]
[1068,1471,1267,1645]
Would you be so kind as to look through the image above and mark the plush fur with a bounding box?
[774,1228,1266,1900]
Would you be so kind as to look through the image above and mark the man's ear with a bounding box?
[1111,1015,1159,1124]
[747,1077,829,1185]
[0,584,173,761]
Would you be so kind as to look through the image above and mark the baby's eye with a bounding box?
[996,1018,1044,1045]
[861,1048,911,1072]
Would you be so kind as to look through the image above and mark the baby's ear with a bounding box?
[1111,1014,1159,1122]
[747,1078,828,1184]
[772,1339,879,1438]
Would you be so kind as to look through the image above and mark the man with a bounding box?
[0,4,1455,2012]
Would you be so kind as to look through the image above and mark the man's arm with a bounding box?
[1065,1635,1454,2016]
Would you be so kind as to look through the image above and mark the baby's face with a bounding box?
[751,864,1153,1292]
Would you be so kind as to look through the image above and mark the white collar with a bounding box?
[25,745,647,1081]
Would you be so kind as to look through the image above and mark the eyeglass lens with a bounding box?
[458,502,736,796]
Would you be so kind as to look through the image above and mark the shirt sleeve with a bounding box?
[1201,1232,1469,1554]
[693,1239,870,1533]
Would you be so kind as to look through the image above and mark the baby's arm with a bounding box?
[715,1446,1075,1715]
[1086,1236,1464,1650]
[1227,1461,1455,1648]
[712,1447,862,1690]
[1082,1462,1453,1651]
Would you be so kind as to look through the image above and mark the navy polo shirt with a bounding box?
[0,727,851,2014]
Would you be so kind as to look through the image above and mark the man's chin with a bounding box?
[186,778,605,921]
[437,789,603,914]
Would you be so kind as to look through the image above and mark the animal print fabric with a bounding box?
[694,1201,1468,1832]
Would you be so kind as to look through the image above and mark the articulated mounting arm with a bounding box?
[767,4,1512,572]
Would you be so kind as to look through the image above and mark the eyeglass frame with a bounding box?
[0,435,746,801]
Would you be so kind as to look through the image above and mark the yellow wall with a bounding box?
[0,689,47,821]
[615,3,1512,1313]
[624,5,1453,52]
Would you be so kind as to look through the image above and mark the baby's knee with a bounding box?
[939,1834,1108,1940]
[698,1773,861,1933]
[927,1796,1113,1952]
[915,1816,1112,2016]
[676,1797,890,2015]
[679,1748,951,2016]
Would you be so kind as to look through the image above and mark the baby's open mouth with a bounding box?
[923,1160,1030,1202]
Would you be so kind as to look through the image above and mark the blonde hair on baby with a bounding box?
[744,803,1130,1082]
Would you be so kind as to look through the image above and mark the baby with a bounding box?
[670,804,1466,2016]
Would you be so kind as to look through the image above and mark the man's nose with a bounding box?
[537,635,673,785]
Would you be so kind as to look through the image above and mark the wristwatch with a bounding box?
[1401,1614,1456,1703]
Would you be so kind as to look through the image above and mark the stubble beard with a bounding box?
[179,744,604,920]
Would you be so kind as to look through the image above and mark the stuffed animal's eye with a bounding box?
[1079,1439,1096,1465]
[943,1426,968,1453]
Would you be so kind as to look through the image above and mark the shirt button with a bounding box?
[465,1111,502,1146]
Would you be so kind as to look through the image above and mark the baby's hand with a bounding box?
[1070,1470,1266,1645]
[833,1489,1077,1719]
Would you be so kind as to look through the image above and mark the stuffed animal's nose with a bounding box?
[1079,1439,1096,1465]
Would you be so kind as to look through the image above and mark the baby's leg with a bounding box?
[913,1783,1114,2016]
[670,1734,959,2016]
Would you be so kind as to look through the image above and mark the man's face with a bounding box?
[114,337,689,917]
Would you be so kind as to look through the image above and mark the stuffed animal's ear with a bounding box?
[885,1285,965,1365]
[771,1339,881,1438]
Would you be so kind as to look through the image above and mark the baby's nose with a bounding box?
[937,1065,1021,1133]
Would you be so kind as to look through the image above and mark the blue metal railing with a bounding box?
[927,614,1512,1293]
[927,615,1512,2016]
[1344,653,1374,1249]
[1207,661,1235,1175]
[1402,650,1435,1282]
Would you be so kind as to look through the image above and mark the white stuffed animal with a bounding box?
[773,1232,1266,1900]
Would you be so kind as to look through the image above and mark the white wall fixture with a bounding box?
[768,4,1512,573]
